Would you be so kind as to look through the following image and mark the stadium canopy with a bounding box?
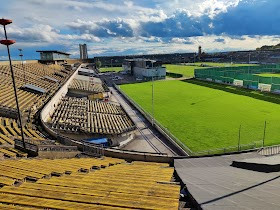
[36,50,71,55]
[21,84,46,94]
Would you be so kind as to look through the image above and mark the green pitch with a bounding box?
[164,63,257,78]
[120,80,280,153]
[163,64,204,77]
[99,67,123,72]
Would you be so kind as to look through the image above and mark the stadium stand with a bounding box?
[0,116,48,158]
[69,78,109,93]
[0,117,46,143]
[0,157,180,209]
[50,96,135,135]
[0,63,74,118]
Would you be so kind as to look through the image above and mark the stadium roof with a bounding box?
[36,50,71,55]
[21,84,46,94]
[175,152,280,209]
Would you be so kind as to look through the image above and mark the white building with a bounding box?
[123,59,166,80]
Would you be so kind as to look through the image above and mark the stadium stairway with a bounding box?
[0,157,180,209]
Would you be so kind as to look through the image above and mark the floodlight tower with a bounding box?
[18,48,26,84]
[0,18,26,149]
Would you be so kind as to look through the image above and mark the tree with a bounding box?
[96,60,102,69]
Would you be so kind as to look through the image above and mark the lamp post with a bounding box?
[151,61,154,126]
[152,76,154,126]
[18,48,26,84]
[151,60,157,126]
[0,18,26,150]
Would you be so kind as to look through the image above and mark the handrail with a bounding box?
[258,144,280,156]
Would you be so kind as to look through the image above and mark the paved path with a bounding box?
[110,87,178,156]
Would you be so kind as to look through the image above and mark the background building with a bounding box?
[198,46,202,60]
[123,58,166,80]
[79,44,88,60]
[36,50,70,64]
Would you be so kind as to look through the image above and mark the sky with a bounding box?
[0,0,280,60]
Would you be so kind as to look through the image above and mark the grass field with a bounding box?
[99,67,123,72]
[121,80,280,152]
[257,73,280,78]
[163,64,204,77]
[164,63,257,78]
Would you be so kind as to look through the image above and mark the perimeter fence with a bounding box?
[195,65,280,93]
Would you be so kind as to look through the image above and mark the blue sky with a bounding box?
[0,0,280,60]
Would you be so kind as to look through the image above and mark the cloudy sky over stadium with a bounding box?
[0,0,280,59]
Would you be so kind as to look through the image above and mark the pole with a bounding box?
[19,49,26,84]
[262,121,267,147]
[3,25,26,149]
[238,125,241,151]
[151,61,154,126]
[152,76,154,126]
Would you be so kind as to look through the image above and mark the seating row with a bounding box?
[50,97,135,134]
[0,158,179,209]
[0,63,73,114]
[69,78,107,93]
[0,117,46,147]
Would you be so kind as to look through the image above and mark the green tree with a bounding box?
[96,60,102,69]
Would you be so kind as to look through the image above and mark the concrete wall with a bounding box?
[103,149,173,163]
[53,53,70,60]
[38,151,80,159]
[133,67,166,79]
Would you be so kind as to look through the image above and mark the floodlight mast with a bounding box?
[18,48,26,84]
[0,18,26,150]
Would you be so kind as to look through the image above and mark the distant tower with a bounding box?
[79,44,88,59]
[198,46,202,60]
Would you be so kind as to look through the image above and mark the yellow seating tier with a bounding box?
[0,158,180,209]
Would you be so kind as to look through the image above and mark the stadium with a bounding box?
[1,4,280,209]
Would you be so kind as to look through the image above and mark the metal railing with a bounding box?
[192,140,263,156]
[258,144,280,156]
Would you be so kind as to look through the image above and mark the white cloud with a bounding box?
[199,0,241,18]
[170,37,191,44]
[0,56,8,60]
[1,0,278,57]
[74,35,280,57]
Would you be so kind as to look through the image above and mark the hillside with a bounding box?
[257,43,280,51]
